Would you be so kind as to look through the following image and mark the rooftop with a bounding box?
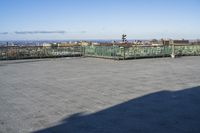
[0,57,200,133]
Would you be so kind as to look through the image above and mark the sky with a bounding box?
[0,0,200,40]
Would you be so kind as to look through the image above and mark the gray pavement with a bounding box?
[0,57,200,133]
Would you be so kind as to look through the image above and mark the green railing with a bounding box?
[0,46,82,60]
[84,45,172,59]
[84,46,120,59]
[1,45,200,60]
[175,45,200,56]
[124,46,172,59]
[84,45,200,59]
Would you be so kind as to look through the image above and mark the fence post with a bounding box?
[6,46,8,60]
[82,46,85,57]
[171,44,175,58]
[113,45,117,60]
[123,47,126,60]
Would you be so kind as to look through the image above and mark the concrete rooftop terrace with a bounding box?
[0,57,200,133]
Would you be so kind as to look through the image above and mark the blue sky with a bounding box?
[0,0,200,40]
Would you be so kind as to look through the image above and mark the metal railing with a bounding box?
[84,46,120,59]
[1,45,200,60]
[175,45,200,56]
[124,46,172,59]
[84,45,200,60]
[0,46,82,60]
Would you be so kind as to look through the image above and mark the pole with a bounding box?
[171,44,175,58]
[123,47,126,60]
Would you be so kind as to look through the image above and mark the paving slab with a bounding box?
[0,57,200,133]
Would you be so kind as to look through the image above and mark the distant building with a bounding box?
[197,40,200,45]
[42,43,51,47]
[91,42,100,46]
[161,39,170,45]
[172,39,189,45]
[79,41,90,46]
[152,43,163,46]
[150,39,164,46]
[91,43,113,46]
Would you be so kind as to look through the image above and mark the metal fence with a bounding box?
[124,46,172,59]
[0,46,82,60]
[84,45,200,60]
[1,45,200,60]
[84,46,120,59]
[175,45,200,56]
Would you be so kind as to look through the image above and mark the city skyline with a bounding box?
[0,0,200,40]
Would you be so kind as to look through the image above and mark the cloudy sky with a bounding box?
[0,0,200,40]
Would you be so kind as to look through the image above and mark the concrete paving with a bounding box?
[0,57,200,133]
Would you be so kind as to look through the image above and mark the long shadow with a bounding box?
[0,59,51,66]
[34,86,200,133]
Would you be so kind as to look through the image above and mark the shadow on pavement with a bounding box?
[34,86,200,133]
[0,59,51,65]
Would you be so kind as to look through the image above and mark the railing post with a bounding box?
[6,46,8,60]
[113,45,117,60]
[171,44,175,58]
[82,46,85,57]
[123,47,126,60]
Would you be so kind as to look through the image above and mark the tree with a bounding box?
[122,34,127,43]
